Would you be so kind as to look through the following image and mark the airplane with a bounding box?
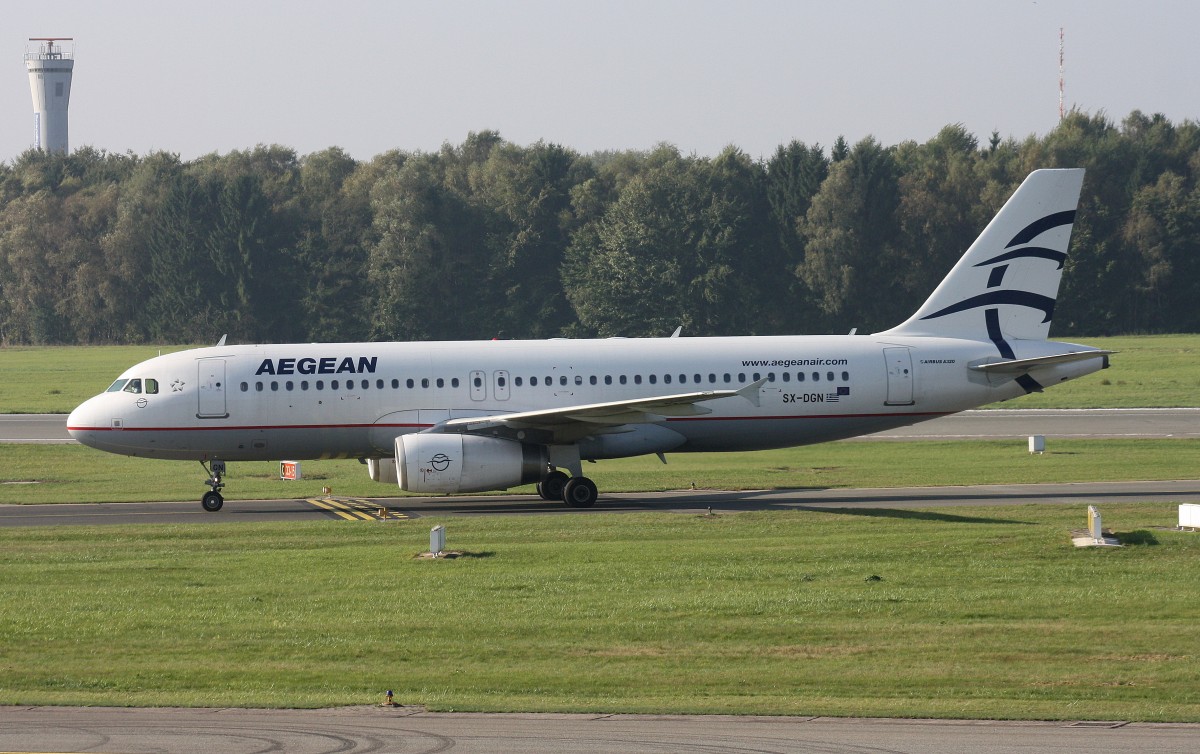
[68,168,1111,512]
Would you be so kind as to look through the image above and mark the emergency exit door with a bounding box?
[197,359,228,418]
[883,347,914,406]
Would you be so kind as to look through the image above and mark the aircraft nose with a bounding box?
[67,396,108,449]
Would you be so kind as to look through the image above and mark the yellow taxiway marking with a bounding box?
[307,497,407,521]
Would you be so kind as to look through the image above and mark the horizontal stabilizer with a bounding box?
[969,350,1113,374]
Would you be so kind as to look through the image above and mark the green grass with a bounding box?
[1,506,1198,719]
[1,334,1197,413]
[2,439,1198,505]
[1004,334,1200,408]
[0,344,199,413]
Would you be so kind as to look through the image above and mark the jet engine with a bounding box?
[394,433,547,493]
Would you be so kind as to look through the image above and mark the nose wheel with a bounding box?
[200,460,226,512]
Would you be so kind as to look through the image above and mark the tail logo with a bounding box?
[918,210,1075,325]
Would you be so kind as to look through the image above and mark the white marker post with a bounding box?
[1088,505,1103,542]
[430,525,445,557]
[1073,505,1121,547]
[1179,504,1200,530]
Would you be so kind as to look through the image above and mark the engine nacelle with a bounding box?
[366,457,398,484]
[395,434,547,493]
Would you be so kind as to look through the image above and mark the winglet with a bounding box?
[736,378,767,408]
[215,334,228,347]
[670,326,682,338]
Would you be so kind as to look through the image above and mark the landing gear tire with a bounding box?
[201,491,224,512]
[538,470,569,501]
[562,476,598,508]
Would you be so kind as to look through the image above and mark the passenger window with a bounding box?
[377,379,384,389]
[452,377,460,388]
[498,376,506,387]
[738,373,745,382]
[842,371,849,381]
[767,373,776,382]
[574,375,583,385]
[515,376,523,387]
[723,373,731,383]
[797,372,805,382]
[271,381,279,391]
[812,372,819,382]
[362,379,370,389]
[406,378,414,389]
[589,375,597,385]
[255,382,264,392]
[391,378,399,389]
[664,374,672,384]
[240,382,248,392]
[316,380,324,390]
[286,381,294,391]
[301,381,309,390]
[421,378,429,388]
[106,379,129,393]
[604,375,612,385]
[436,378,445,388]
[560,376,568,386]
[531,376,539,386]
[545,376,552,386]
[332,380,340,390]
[619,375,627,385]
[679,374,686,384]
[634,375,642,385]
[649,374,657,384]
[473,376,482,388]
[123,379,142,394]
[708,374,716,383]
[827,371,835,382]
[145,379,159,394]
[694,374,701,383]
[782,372,791,382]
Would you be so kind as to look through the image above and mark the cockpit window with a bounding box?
[122,379,143,394]
[145,379,159,395]
[105,379,129,393]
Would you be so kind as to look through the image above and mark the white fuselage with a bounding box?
[67,334,1103,463]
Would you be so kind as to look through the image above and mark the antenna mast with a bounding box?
[1058,27,1065,120]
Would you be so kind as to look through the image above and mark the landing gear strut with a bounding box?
[200,459,226,512]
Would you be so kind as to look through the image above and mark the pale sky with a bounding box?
[4,0,1196,162]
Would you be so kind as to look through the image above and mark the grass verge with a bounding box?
[2,438,1198,505]
[1,505,1197,719]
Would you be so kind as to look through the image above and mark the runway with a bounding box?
[1,705,1197,753]
[1,480,1198,527]
[5,408,1200,444]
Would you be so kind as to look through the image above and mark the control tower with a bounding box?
[25,37,74,153]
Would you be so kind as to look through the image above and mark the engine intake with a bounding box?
[395,434,547,493]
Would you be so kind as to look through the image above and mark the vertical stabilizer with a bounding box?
[879,169,1085,345]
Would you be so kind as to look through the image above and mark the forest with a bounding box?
[0,109,1196,346]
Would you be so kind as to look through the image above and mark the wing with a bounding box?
[438,379,766,442]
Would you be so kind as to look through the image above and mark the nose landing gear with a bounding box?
[201,459,226,512]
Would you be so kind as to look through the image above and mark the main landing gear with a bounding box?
[536,468,599,508]
[200,459,226,512]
